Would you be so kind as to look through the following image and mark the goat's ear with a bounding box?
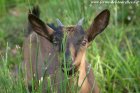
[28,14,54,42]
[86,9,110,42]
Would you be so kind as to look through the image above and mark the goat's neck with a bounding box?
[79,52,86,70]
[78,52,87,86]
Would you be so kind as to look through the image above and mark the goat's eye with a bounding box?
[53,38,58,46]
[53,41,58,46]
[81,40,87,46]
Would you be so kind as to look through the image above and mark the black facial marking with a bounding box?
[60,26,86,76]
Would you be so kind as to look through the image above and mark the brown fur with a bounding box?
[23,32,66,92]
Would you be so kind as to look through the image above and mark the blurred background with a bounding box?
[0,0,140,93]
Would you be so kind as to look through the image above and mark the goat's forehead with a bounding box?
[53,25,85,43]
[62,25,85,34]
[62,26,85,43]
[62,25,76,32]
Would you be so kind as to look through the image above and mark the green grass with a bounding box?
[0,0,140,93]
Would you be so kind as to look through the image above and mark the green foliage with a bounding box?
[0,0,140,93]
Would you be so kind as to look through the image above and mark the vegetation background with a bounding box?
[0,0,140,93]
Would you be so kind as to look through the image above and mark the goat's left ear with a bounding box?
[86,9,110,42]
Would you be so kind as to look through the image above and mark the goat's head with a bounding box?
[28,9,110,75]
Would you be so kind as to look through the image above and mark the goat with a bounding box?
[23,5,110,93]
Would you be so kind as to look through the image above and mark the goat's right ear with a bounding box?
[28,14,54,42]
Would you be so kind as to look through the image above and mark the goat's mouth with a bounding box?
[61,60,77,76]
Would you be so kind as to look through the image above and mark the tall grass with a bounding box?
[0,0,6,16]
[0,0,140,93]
[0,43,25,93]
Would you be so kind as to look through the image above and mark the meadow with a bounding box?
[0,0,140,93]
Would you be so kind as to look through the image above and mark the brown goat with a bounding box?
[23,6,110,93]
